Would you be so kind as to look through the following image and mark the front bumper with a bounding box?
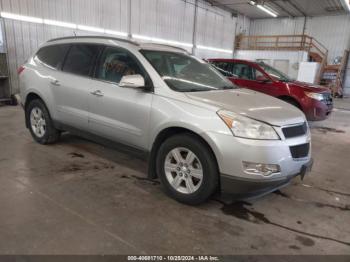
[203,124,312,196]
[304,98,333,121]
[220,158,313,196]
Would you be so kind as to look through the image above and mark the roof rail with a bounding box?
[140,43,189,53]
[47,35,139,46]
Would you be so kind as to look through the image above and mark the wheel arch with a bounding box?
[25,92,44,108]
[24,92,49,128]
[147,126,219,180]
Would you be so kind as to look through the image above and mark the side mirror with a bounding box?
[119,74,145,89]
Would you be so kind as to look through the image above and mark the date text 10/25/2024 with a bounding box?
[127,256,220,261]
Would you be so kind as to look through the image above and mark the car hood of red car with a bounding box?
[288,81,330,93]
[186,88,306,127]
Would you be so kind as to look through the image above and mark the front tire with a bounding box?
[26,99,60,144]
[156,133,218,205]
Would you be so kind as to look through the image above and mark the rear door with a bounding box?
[52,44,102,130]
[88,46,153,149]
[33,44,70,117]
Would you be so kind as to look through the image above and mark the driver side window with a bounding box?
[232,63,266,81]
[252,68,267,81]
[95,47,144,84]
[232,63,253,80]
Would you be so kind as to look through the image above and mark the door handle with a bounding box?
[50,79,60,86]
[90,90,104,97]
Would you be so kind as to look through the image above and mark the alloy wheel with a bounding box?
[30,107,46,138]
[164,147,203,194]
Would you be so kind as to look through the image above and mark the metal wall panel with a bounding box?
[131,0,195,44]
[250,17,305,36]
[236,14,250,36]
[307,15,350,94]
[1,0,235,94]
[1,0,236,93]
[195,0,235,50]
[249,15,350,91]
[305,15,350,63]
[250,15,350,62]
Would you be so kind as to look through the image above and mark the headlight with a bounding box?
[305,92,324,101]
[217,110,279,140]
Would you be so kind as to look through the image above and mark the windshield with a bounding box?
[141,50,235,92]
[258,62,292,82]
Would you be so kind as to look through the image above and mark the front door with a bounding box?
[88,46,153,150]
[230,62,275,95]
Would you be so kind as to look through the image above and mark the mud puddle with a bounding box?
[216,199,350,247]
[312,126,345,134]
[69,152,85,158]
[121,174,160,185]
[59,161,115,173]
[301,184,350,197]
[273,190,350,211]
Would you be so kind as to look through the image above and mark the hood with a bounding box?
[186,89,305,127]
[289,81,330,93]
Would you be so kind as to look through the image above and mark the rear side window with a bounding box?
[62,44,101,77]
[36,45,70,69]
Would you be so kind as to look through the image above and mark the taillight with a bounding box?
[17,65,25,75]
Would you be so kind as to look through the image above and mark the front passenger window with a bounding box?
[95,47,144,84]
[232,63,253,80]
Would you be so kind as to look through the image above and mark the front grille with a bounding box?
[282,122,307,138]
[290,143,310,159]
[322,93,333,106]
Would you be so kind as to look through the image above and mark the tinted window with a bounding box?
[36,45,70,69]
[95,47,145,84]
[62,44,100,77]
[232,63,268,81]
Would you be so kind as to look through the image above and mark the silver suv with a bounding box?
[19,36,313,204]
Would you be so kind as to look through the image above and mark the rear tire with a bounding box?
[156,133,218,205]
[25,99,60,144]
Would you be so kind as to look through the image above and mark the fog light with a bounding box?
[243,162,280,176]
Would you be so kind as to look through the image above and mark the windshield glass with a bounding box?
[141,50,235,92]
[258,62,292,82]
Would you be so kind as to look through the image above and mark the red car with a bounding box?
[208,59,333,121]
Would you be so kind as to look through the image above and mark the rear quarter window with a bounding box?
[35,44,70,69]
